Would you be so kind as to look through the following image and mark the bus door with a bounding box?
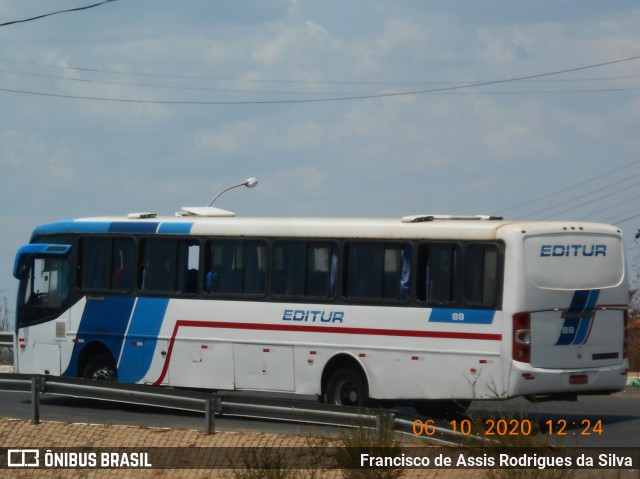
[519,233,626,370]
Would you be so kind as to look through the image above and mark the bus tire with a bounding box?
[83,354,117,382]
[326,368,368,407]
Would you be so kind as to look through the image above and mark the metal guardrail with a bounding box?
[0,373,461,443]
[0,332,13,347]
[0,332,13,370]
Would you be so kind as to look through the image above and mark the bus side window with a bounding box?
[139,238,199,294]
[205,239,266,296]
[243,241,267,294]
[416,243,460,305]
[80,237,111,290]
[272,241,306,297]
[345,242,410,301]
[80,237,134,292]
[346,243,380,299]
[111,238,134,290]
[271,241,336,299]
[305,243,336,298]
[140,239,174,292]
[179,241,200,294]
[382,244,411,300]
[464,244,498,307]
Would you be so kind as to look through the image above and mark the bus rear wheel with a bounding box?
[83,354,117,382]
[326,368,368,407]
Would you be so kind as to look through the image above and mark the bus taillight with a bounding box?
[512,313,531,363]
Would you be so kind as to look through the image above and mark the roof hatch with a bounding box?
[127,212,157,219]
[176,206,236,217]
[402,214,503,223]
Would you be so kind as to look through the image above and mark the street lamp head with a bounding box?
[207,176,259,207]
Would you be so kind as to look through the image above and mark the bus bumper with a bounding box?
[508,361,628,398]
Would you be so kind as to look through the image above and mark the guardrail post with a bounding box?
[204,395,222,435]
[205,398,215,435]
[30,376,43,425]
[376,411,396,439]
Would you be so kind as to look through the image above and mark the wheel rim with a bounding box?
[91,367,116,382]
[336,379,360,406]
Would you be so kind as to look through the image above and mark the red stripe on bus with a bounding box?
[152,320,501,386]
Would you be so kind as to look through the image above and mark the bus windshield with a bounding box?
[18,253,70,327]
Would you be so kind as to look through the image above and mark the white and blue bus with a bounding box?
[12,208,629,414]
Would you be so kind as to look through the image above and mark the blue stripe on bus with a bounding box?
[117,297,170,383]
[33,220,194,237]
[13,244,72,278]
[555,289,599,346]
[428,309,495,324]
[157,222,194,234]
[572,289,600,345]
[32,220,111,239]
[555,290,587,345]
[62,296,136,377]
[108,222,160,234]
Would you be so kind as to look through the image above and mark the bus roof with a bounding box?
[29,214,623,242]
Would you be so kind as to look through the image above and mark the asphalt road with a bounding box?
[468,386,640,447]
[0,386,637,447]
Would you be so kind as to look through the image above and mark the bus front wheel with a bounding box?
[326,368,368,407]
[83,354,117,382]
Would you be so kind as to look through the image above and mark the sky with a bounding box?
[1,0,640,315]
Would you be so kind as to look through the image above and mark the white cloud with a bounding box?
[477,29,518,65]
[251,21,336,67]
[194,121,268,154]
[0,130,46,167]
[377,19,428,54]
[252,27,298,65]
[284,122,326,150]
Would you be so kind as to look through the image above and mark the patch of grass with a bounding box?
[221,436,330,479]
[221,447,298,479]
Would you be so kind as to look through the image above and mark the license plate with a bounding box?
[569,374,588,385]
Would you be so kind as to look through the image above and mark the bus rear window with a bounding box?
[524,234,624,290]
